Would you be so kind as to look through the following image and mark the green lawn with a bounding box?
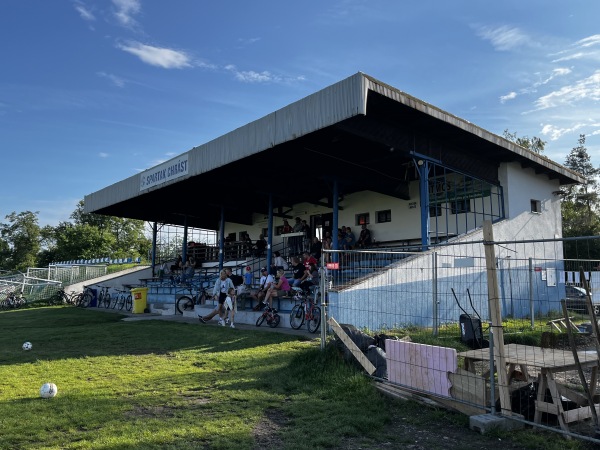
[0,307,590,449]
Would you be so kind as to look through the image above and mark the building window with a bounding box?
[451,199,471,215]
[356,213,370,226]
[376,209,391,223]
[238,231,247,241]
[429,205,442,217]
[261,228,268,238]
[531,199,541,213]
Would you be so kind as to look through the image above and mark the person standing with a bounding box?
[198,269,234,325]
[222,287,237,328]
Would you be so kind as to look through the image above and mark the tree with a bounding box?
[0,211,41,271]
[503,129,546,154]
[561,134,600,259]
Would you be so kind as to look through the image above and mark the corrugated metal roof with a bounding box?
[84,72,584,227]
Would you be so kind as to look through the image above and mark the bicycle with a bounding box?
[176,287,209,314]
[1,291,27,309]
[97,285,111,308]
[256,305,281,328]
[289,287,321,333]
[112,289,133,311]
[78,286,94,308]
[52,289,82,306]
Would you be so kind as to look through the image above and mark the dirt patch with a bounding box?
[252,406,290,449]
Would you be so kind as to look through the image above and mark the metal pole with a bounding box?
[529,257,534,328]
[489,324,496,414]
[320,263,327,351]
[432,251,438,336]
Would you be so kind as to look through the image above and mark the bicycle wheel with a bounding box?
[306,306,321,333]
[256,313,266,327]
[289,304,305,329]
[176,296,193,314]
[80,291,92,308]
[268,313,281,328]
[125,294,132,311]
[103,293,112,308]
[116,295,126,310]
[73,293,83,307]
[97,292,104,307]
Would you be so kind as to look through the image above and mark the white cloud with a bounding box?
[117,42,192,69]
[224,65,305,84]
[500,92,517,103]
[533,70,600,110]
[540,123,587,141]
[112,0,141,28]
[73,1,95,21]
[552,52,586,63]
[475,25,534,51]
[576,34,600,48]
[97,72,126,87]
[99,152,109,158]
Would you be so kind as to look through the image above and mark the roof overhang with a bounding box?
[84,72,584,229]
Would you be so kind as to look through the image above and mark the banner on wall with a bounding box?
[139,154,189,191]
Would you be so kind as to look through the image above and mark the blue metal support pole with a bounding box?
[332,180,339,264]
[418,160,430,251]
[267,193,273,270]
[218,207,225,271]
[151,221,157,277]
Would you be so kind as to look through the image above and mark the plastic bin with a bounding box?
[130,287,148,314]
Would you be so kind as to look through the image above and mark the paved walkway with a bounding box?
[85,306,317,338]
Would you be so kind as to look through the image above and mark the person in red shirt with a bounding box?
[302,251,317,270]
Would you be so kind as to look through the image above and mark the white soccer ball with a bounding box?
[40,382,58,398]
[22,342,32,351]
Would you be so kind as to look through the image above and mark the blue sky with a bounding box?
[1,0,599,227]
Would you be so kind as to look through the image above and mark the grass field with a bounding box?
[0,307,591,449]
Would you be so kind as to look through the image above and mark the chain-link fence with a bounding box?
[323,230,600,443]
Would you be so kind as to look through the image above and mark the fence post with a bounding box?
[432,251,438,336]
[529,257,534,328]
[489,324,496,414]
[320,265,327,351]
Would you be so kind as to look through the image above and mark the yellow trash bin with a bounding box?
[131,287,148,314]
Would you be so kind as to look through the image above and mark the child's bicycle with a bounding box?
[176,287,209,314]
[289,286,321,333]
[256,306,281,328]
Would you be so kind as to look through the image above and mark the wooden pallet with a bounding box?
[546,317,580,333]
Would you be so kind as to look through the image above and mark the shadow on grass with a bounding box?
[0,307,309,364]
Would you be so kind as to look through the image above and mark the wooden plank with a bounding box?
[563,405,600,423]
[327,317,376,375]
[483,220,512,416]
[385,340,456,397]
[448,368,488,407]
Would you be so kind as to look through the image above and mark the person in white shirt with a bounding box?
[252,267,274,310]
[198,269,234,325]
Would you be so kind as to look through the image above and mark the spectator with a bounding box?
[244,266,253,292]
[170,255,182,273]
[356,224,372,248]
[242,233,253,256]
[300,263,320,292]
[322,235,332,263]
[263,268,291,310]
[198,269,234,325]
[342,227,356,250]
[181,255,196,282]
[252,267,275,310]
[302,251,317,271]
[282,220,292,234]
[290,256,305,287]
[270,251,288,275]
[310,237,322,261]
[225,267,244,295]
[301,219,311,252]
[288,217,303,255]
[222,287,237,329]
[253,234,267,257]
